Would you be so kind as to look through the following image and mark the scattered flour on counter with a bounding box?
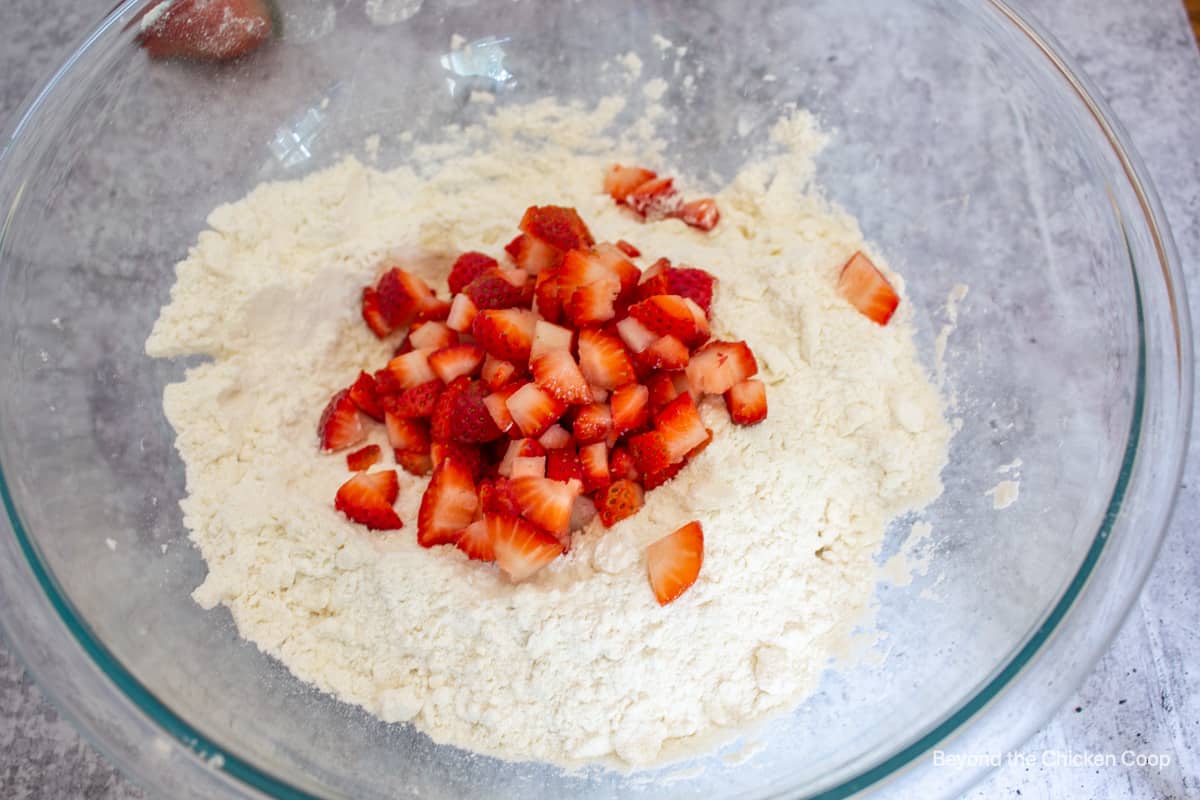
[146,93,950,769]
[986,480,1020,510]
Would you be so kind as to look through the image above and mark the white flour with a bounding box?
[146,97,950,768]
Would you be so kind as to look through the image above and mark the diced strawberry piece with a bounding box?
[638,335,690,371]
[616,316,658,354]
[546,448,584,483]
[348,371,385,421]
[395,450,433,476]
[408,321,458,350]
[667,267,717,314]
[655,393,709,463]
[449,252,499,294]
[537,424,574,451]
[513,234,564,274]
[837,251,899,325]
[530,321,574,361]
[455,519,494,562]
[533,268,564,322]
[594,479,644,527]
[506,382,566,438]
[642,459,686,491]
[431,377,504,443]
[346,444,382,472]
[387,379,443,419]
[590,385,610,403]
[726,379,767,425]
[644,371,680,415]
[572,403,612,444]
[318,389,367,452]
[429,344,485,384]
[479,477,521,516]
[627,176,682,218]
[480,355,518,391]
[628,295,709,348]
[464,268,533,310]
[511,476,580,536]
[578,443,610,491]
[446,293,479,333]
[634,258,673,301]
[472,309,538,362]
[498,438,546,477]
[430,441,484,479]
[487,512,564,582]
[577,329,637,389]
[387,347,438,389]
[627,430,673,474]
[615,239,641,258]
[530,348,592,405]
[592,243,643,295]
[138,0,273,61]
[385,413,431,454]
[511,456,547,479]
[603,164,658,203]
[417,458,479,547]
[608,445,640,482]
[519,206,595,253]
[483,383,521,434]
[646,521,704,605]
[361,287,394,338]
[565,279,621,328]
[373,368,403,398]
[685,340,759,396]
[610,383,650,436]
[671,198,720,231]
[335,469,402,531]
[377,268,447,327]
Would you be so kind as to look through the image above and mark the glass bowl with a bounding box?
[0,0,1190,797]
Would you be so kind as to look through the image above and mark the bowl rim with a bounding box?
[0,0,1191,798]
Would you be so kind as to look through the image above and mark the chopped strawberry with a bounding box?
[377,268,448,327]
[348,371,385,421]
[615,239,642,258]
[429,344,485,384]
[577,328,637,389]
[603,165,658,203]
[628,295,709,348]
[483,384,520,434]
[685,340,759,396]
[627,430,673,475]
[512,234,564,274]
[837,251,899,325]
[511,476,579,536]
[644,371,680,415]
[634,258,673,300]
[472,309,538,362]
[530,348,592,405]
[387,379,443,419]
[487,512,564,581]
[498,438,546,477]
[373,368,403,398]
[591,243,643,296]
[387,347,438,389]
[667,267,717,314]
[318,389,367,452]
[590,385,610,403]
[446,292,479,333]
[385,413,431,454]
[430,377,503,443]
[610,383,650,436]
[454,519,494,562]
[505,382,566,438]
[608,445,640,482]
[530,320,574,361]
[566,279,621,328]
[578,443,610,491]
[569,495,598,533]
[335,470,402,531]
[430,441,483,479]
[627,176,682,218]
[646,521,704,605]
[726,379,767,425]
[138,0,273,61]
[519,206,595,253]
[641,459,686,491]
[616,316,658,354]
[346,444,382,472]
[408,321,458,351]
[654,393,709,463]
[480,355,518,391]
[533,268,564,322]
[395,450,433,476]
[361,287,394,338]
[671,198,720,231]
[511,456,547,479]
[537,424,574,451]
[479,477,521,516]
[594,479,644,528]
[417,458,479,547]
[448,252,499,294]
[546,448,584,483]
[464,268,533,310]
[638,335,691,371]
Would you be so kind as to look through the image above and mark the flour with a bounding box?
[146,95,950,769]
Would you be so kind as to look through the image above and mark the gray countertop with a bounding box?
[1,1,1198,798]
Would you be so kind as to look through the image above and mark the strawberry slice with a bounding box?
[627,430,673,475]
[346,444,382,472]
[615,316,658,354]
[533,268,565,323]
[537,424,574,450]
[480,355,518,391]
[430,377,503,443]
[603,165,658,203]
[430,441,484,479]
[577,329,637,389]
[655,393,709,463]
[565,280,621,328]
[417,458,479,547]
[138,0,273,61]
[428,344,485,384]
[610,383,650,436]
[634,258,674,301]
[361,287,394,338]
[578,443,611,491]
[483,383,521,434]
[511,456,547,479]
[685,340,759,396]
[455,519,494,562]
[726,379,767,425]
[387,379,443,419]
[446,293,479,333]
[628,295,709,348]
[637,335,691,371]
[644,371,680,416]
[387,347,438,389]
[531,348,592,405]
[627,176,682,218]
[642,460,686,491]
[546,448,584,483]
[464,268,533,310]
[395,450,433,476]
[594,479,644,527]
[487,512,564,582]
[498,438,546,477]
[408,321,458,351]
[505,382,566,438]
[472,309,538,362]
[646,521,704,605]
[448,252,499,294]
[385,413,431,454]
[519,206,595,253]
[615,239,641,258]
[479,477,521,516]
[511,476,580,536]
[377,268,448,327]
[348,371,385,421]
[572,403,612,445]
[592,243,643,296]
[670,198,720,231]
[335,470,403,531]
[667,267,717,314]
[837,251,899,325]
[530,321,574,361]
[608,445,640,482]
[318,389,367,452]
[512,234,565,274]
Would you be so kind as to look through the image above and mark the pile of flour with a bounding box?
[146,96,950,768]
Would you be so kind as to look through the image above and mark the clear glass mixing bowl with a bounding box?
[0,0,1191,797]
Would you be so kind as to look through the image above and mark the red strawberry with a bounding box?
[446,293,478,333]
[455,519,494,562]
[667,267,717,314]
[594,479,644,527]
[472,309,538,362]
[530,348,592,405]
[361,287,394,338]
[610,383,650,436]
[530,321,574,361]
[578,443,610,491]
[644,371,680,415]
[637,335,691,371]
[685,340,759,396]
[519,206,595,253]
[642,459,686,491]
[464,268,533,310]
[511,476,580,536]
[536,425,572,452]
[505,382,566,438]
[566,280,621,328]
[572,403,612,445]
[608,445,640,482]
[646,521,704,605]
[387,348,438,389]
[385,414,431,454]
[373,368,403,399]
[138,0,273,61]
[726,379,767,425]
[377,268,447,327]
[627,176,681,218]
[498,438,545,477]
[837,251,899,325]
[533,268,564,323]
[431,441,484,479]
[603,165,658,202]
[511,456,547,479]
[408,321,458,350]
[318,390,367,452]
[546,448,584,483]
[417,457,479,547]
[512,234,565,274]
[487,512,564,582]
[348,371,385,421]
[346,444,382,472]
[483,383,521,434]
[429,344,485,384]
[479,477,521,516]
[335,470,402,531]
[670,198,720,231]
[634,258,673,302]
[395,450,433,476]
[615,316,658,354]
[480,356,518,391]
[431,377,503,443]
[577,329,637,389]
[388,379,443,419]
[628,295,709,348]
[655,393,709,462]
[591,243,643,295]
[627,430,673,474]
[448,252,499,294]
[615,239,641,258]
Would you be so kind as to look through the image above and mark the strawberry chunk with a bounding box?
[408,321,458,351]
[472,309,538,362]
[138,0,273,61]
[483,383,521,434]
[487,512,564,582]
[610,383,650,436]
[603,165,658,203]
[446,293,479,333]
[428,344,485,384]
[480,355,518,391]
[628,295,709,348]
[512,234,564,274]
[537,424,574,451]
[670,198,720,231]
[546,448,584,483]
[448,252,499,294]
[577,329,637,389]
[667,267,717,314]
[348,371,385,421]
[608,445,640,482]
[634,258,673,301]
[511,476,580,536]
[346,444,382,472]
[615,239,641,258]
[726,379,767,425]
[595,479,644,528]
[377,268,448,327]
[361,287,394,338]
[506,382,566,438]
[592,243,643,296]
[395,450,433,476]
[430,377,503,444]
[685,340,759,396]
[335,470,402,531]
[387,379,443,419]
[318,389,367,452]
[533,268,565,322]
[565,279,621,328]
[511,456,547,479]
[578,443,611,491]
[572,403,612,445]
[385,414,431,454]
[519,206,595,253]
[479,477,521,516]
[498,438,546,477]
[638,335,691,371]
[627,176,682,218]
[644,371,681,416]
[464,268,533,310]
[417,458,479,547]
[431,441,483,479]
[455,519,494,562]
[530,320,574,361]
[655,393,709,463]
[615,316,658,354]
[627,430,673,475]
[646,521,704,605]
[387,348,438,389]
[837,251,899,325]
[531,348,592,405]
